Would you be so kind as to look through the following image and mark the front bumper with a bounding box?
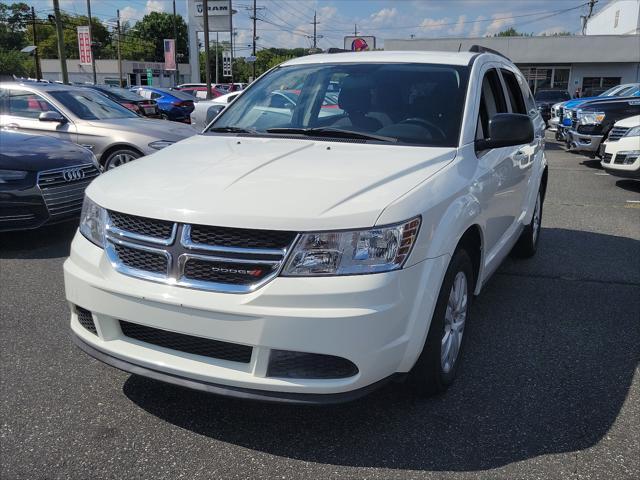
[64,233,449,401]
[567,130,603,152]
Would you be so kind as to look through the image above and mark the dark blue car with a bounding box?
[0,130,100,231]
[131,86,195,123]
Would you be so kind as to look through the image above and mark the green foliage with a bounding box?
[493,28,533,37]
[127,12,188,62]
[0,49,34,77]
[0,2,30,51]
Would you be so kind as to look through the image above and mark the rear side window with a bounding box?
[3,90,58,119]
[477,68,507,140]
[501,69,526,114]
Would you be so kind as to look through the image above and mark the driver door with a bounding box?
[0,88,77,143]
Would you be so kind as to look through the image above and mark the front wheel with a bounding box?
[408,249,473,396]
[103,148,141,170]
[512,190,543,258]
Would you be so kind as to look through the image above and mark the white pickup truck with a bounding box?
[65,48,547,404]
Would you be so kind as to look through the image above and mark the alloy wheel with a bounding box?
[441,271,468,374]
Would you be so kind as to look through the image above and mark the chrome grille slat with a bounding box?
[608,127,629,142]
[105,211,298,293]
[37,164,100,217]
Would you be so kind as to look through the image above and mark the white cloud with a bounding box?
[119,6,139,24]
[484,12,514,36]
[370,8,398,24]
[420,18,448,31]
[318,6,337,23]
[449,15,467,36]
[469,16,487,37]
[145,0,165,15]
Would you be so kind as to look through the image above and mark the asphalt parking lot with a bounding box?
[1,134,639,480]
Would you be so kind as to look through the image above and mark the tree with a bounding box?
[129,12,188,62]
[493,28,533,37]
[0,2,31,51]
[0,49,33,78]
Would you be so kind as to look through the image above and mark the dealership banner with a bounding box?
[77,26,92,65]
[164,39,176,70]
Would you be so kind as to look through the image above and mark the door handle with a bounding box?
[4,123,19,130]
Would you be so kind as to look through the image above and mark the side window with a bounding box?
[476,68,507,140]
[500,69,527,114]
[151,92,162,100]
[7,90,57,119]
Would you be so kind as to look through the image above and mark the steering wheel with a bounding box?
[400,117,447,140]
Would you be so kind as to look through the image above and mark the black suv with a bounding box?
[534,89,571,124]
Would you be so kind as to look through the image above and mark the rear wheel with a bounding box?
[408,249,473,396]
[103,148,141,170]
[512,190,543,258]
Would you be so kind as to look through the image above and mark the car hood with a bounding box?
[87,135,456,231]
[614,114,640,128]
[85,117,196,140]
[0,130,95,171]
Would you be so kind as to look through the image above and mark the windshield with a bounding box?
[209,63,469,147]
[614,85,638,97]
[49,89,138,120]
[101,86,144,101]
[600,85,622,97]
[157,88,195,101]
[535,90,570,101]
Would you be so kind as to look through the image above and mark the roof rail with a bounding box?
[468,45,510,61]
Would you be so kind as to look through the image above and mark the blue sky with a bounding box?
[32,0,602,53]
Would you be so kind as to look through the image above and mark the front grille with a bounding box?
[603,152,613,163]
[189,224,296,250]
[76,306,97,335]
[120,321,252,363]
[104,211,297,293]
[37,164,100,217]
[113,243,168,274]
[608,127,629,142]
[614,154,628,164]
[267,350,359,379]
[109,211,174,240]
[183,258,277,285]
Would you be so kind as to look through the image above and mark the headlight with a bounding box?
[148,140,175,150]
[282,217,421,276]
[578,111,605,125]
[617,150,640,165]
[0,169,28,184]
[623,126,640,137]
[79,196,107,247]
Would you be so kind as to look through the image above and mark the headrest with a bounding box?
[338,76,372,113]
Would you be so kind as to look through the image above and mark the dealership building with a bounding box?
[385,0,640,96]
[385,34,640,96]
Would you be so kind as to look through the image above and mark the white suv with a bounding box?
[64,49,547,403]
[601,115,640,178]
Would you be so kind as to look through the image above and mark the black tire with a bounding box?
[512,190,543,258]
[408,249,474,396]
[103,148,141,170]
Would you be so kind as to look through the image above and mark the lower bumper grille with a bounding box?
[119,321,253,363]
[76,306,97,335]
[267,350,359,379]
[603,153,612,163]
[614,154,628,165]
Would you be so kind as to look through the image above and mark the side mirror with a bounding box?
[39,111,66,123]
[475,113,533,150]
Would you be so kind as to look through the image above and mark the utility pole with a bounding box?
[202,0,212,99]
[116,10,122,87]
[582,0,598,34]
[30,7,41,80]
[52,0,68,84]
[354,24,357,35]
[312,11,318,50]
[252,0,257,80]
[172,0,179,86]
[86,0,97,83]
[215,32,219,84]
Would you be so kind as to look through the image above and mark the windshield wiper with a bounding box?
[266,127,397,143]
[209,126,257,134]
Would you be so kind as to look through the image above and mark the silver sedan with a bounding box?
[0,82,196,170]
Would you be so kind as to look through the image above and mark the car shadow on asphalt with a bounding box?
[0,221,77,259]
[615,179,640,194]
[122,227,640,472]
